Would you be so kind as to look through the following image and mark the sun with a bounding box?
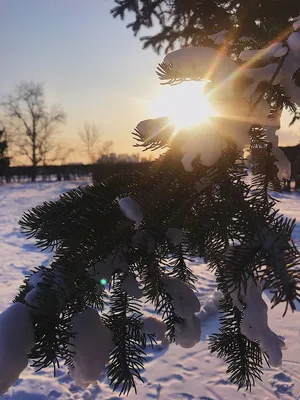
[150,81,218,130]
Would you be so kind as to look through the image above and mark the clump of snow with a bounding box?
[181,152,196,172]
[143,316,168,345]
[24,288,41,308]
[181,123,225,171]
[118,196,143,229]
[25,267,68,309]
[274,46,288,57]
[163,47,238,99]
[69,308,113,389]
[175,314,201,348]
[277,51,300,82]
[287,32,300,52]
[135,117,172,141]
[28,269,46,287]
[239,43,284,62]
[122,274,143,299]
[293,19,300,30]
[0,303,34,395]
[262,43,285,57]
[166,228,184,246]
[162,276,200,318]
[24,269,46,308]
[239,49,259,62]
[208,30,227,45]
[242,64,279,98]
[230,277,286,367]
[272,147,292,180]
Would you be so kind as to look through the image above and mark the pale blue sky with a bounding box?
[1,0,163,160]
[1,0,299,163]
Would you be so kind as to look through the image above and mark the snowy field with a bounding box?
[1,181,300,400]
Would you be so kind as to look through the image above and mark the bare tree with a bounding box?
[1,82,66,181]
[100,139,114,157]
[79,122,113,163]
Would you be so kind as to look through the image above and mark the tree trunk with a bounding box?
[31,166,37,182]
[32,133,37,182]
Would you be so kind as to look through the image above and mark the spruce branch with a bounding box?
[265,84,297,114]
[249,50,289,114]
[6,32,300,396]
[103,275,147,395]
[249,124,282,193]
[140,255,181,342]
[166,245,197,289]
[209,295,267,390]
[132,117,176,151]
[19,176,140,250]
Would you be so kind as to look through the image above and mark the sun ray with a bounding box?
[205,25,293,102]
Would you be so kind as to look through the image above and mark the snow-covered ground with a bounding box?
[1,181,300,399]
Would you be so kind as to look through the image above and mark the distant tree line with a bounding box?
[0,81,152,183]
[0,162,152,184]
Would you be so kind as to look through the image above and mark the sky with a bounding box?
[1,0,300,164]
[1,0,164,163]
